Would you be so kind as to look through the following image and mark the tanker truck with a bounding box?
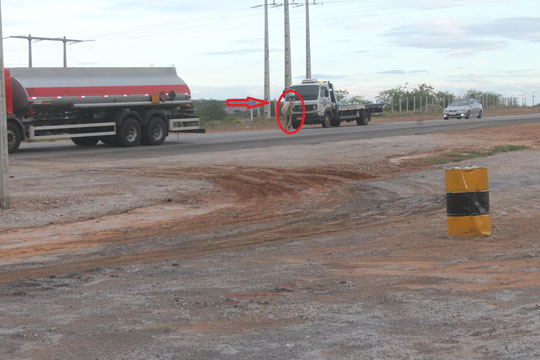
[4,67,202,153]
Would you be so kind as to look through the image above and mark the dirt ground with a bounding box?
[1,121,540,359]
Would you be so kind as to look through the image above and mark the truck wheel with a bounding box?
[356,110,368,126]
[142,116,167,145]
[7,122,22,153]
[117,117,141,147]
[72,137,99,146]
[322,113,331,128]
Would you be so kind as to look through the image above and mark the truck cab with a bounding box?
[285,79,336,128]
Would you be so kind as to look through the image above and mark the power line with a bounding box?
[19,0,503,48]
[8,34,94,67]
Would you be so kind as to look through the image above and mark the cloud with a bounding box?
[382,18,508,54]
[466,17,540,43]
[310,73,348,80]
[294,74,348,80]
[383,17,540,56]
[377,70,428,75]
[378,70,406,75]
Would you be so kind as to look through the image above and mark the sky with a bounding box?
[2,0,540,103]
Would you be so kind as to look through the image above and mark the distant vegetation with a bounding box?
[192,100,228,123]
[193,99,279,125]
[335,89,371,105]
[375,83,508,112]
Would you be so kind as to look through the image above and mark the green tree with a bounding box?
[465,89,501,107]
[335,89,368,105]
[193,99,227,122]
[377,83,456,111]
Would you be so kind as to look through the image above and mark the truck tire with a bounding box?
[7,121,22,153]
[356,110,369,126]
[72,137,99,146]
[142,116,167,145]
[322,113,331,128]
[117,117,141,147]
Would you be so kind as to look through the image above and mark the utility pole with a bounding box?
[284,0,292,88]
[8,35,93,67]
[264,0,271,119]
[305,0,311,79]
[532,91,536,107]
[254,1,280,119]
[28,34,32,67]
[0,1,10,209]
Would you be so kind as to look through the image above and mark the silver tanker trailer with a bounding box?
[5,67,202,153]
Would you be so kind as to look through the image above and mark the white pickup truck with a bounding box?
[284,79,382,129]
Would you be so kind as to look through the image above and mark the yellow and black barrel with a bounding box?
[445,167,491,237]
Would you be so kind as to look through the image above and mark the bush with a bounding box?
[193,100,227,122]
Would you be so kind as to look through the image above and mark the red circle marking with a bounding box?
[276,90,305,135]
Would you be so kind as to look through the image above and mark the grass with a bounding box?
[421,145,530,165]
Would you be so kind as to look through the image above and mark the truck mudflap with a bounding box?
[169,117,204,133]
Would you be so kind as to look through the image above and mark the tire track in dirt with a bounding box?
[0,165,389,283]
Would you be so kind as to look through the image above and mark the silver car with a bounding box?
[443,99,483,120]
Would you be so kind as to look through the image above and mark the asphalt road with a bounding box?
[11,113,540,161]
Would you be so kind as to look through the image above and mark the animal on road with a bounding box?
[281,97,295,131]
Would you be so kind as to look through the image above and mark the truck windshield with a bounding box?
[286,85,319,101]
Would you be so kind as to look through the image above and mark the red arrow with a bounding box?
[226,97,269,110]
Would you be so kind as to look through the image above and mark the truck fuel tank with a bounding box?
[8,67,191,109]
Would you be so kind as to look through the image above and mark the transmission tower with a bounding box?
[8,34,93,67]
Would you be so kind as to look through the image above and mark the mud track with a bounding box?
[0,164,419,283]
